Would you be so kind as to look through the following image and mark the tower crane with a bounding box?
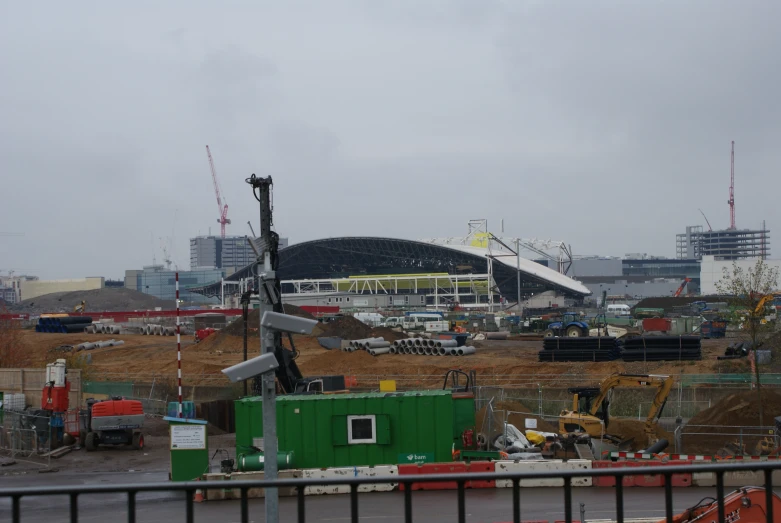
[206,145,231,238]
[728,140,736,229]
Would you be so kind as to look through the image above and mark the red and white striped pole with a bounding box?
[176,272,182,418]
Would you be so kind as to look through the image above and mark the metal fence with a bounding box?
[0,461,779,523]
[0,410,52,468]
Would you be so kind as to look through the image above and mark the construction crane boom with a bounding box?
[728,140,735,229]
[206,145,231,238]
[698,209,713,232]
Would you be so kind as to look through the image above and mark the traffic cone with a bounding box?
[194,478,205,503]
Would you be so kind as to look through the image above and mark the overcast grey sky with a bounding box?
[1,1,779,280]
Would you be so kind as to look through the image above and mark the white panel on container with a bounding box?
[303,466,398,495]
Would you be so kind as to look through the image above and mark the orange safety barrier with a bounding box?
[592,461,634,487]
[399,462,481,491]
[466,461,496,488]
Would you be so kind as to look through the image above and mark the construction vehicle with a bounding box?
[559,374,674,444]
[73,300,86,313]
[83,397,145,451]
[543,312,590,337]
[657,486,781,522]
[673,278,691,297]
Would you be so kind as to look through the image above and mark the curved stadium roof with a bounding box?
[190,237,591,301]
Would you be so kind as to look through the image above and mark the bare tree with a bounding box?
[715,259,779,427]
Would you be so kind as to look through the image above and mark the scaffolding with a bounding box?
[676,225,770,260]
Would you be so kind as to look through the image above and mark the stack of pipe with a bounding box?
[388,338,477,356]
[77,339,124,350]
[35,316,93,334]
[140,324,179,336]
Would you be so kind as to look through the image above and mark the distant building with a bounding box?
[700,255,781,294]
[189,235,289,271]
[676,225,770,260]
[0,274,38,304]
[124,266,224,304]
[19,277,104,302]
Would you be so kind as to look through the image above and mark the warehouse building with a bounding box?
[18,277,105,302]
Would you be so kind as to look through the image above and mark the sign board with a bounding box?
[398,452,434,464]
[170,424,206,450]
[525,418,538,429]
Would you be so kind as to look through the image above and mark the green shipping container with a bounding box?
[235,390,475,469]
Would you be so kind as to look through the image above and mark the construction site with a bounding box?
[1,138,780,523]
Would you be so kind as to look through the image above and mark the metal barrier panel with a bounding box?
[0,461,779,523]
[0,410,52,468]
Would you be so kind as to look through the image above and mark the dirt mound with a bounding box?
[475,400,557,437]
[311,316,373,339]
[605,419,672,448]
[222,304,315,336]
[13,287,174,313]
[682,389,781,455]
[689,389,781,428]
[367,327,406,342]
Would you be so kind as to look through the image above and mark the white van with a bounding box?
[402,313,444,330]
[607,304,631,317]
[353,312,384,327]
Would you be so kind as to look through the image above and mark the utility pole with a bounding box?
[246,174,282,523]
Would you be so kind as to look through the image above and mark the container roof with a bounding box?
[236,390,452,403]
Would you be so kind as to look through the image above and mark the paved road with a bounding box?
[0,472,726,523]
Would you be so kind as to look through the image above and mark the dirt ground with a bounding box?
[0,417,236,475]
[12,330,738,389]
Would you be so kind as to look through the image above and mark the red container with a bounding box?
[642,318,671,332]
[41,382,71,412]
[466,461,496,488]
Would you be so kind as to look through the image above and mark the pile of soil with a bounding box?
[366,326,406,342]
[311,316,373,339]
[12,288,175,313]
[222,304,315,336]
[475,400,558,437]
[605,419,672,449]
[682,389,781,455]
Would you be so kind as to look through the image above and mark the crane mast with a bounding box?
[728,140,735,229]
[206,145,231,238]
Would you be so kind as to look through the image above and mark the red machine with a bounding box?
[673,277,692,297]
[659,487,781,522]
[84,397,145,451]
[41,359,70,412]
[195,327,216,342]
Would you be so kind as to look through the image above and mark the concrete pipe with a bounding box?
[416,346,426,355]
[485,331,509,340]
[144,325,152,335]
[457,346,477,356]
[368,347,391,356]
[389,346,397,354]
[353,337,383,346]
[424,346,434,355]
[413,338,423,347]
[112,340,125,347]
[426,339,436,348]
[167,327,176,336]
[435,339,458,348]
[367,341,391,349]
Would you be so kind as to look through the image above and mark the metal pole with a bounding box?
[242,295,249,397]
[255,176,279,523]
[176,272,182,418]
[516,240,521,313]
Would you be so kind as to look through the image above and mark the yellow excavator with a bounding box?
[559,373,674,442]
[73,300,86,313]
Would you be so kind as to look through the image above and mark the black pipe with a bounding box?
[57,317,93,325]
[640,438,669,454]
[64,324,88,333]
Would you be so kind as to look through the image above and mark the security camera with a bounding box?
[222,353,279,382]
[260,311,318,335]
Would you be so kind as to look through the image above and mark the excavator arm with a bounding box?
[659,486,781,522]
[587,374,674,435]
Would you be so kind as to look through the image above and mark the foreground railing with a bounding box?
[0,461,779,523]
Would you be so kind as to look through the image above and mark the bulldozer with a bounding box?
[559,373,674,446]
